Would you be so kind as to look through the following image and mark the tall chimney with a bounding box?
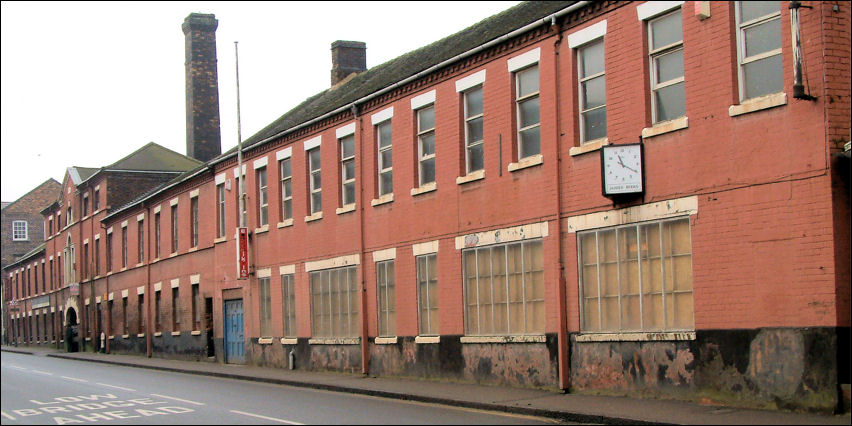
[330,40,366,86]
[182,13,222,163]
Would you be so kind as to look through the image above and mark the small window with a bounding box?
[154,212,161,259]
[417,254,439,336]
[515,65,541,159]
[121,226,128,268]
[376,120,393,196]
[171,205,178,253]
[578,39,607,143]
[377,260,396,337]
[138,220,145,263]
[648,10,685,123]
[93,189,100,211]
[138,294,145,335]
[191,196,199,247]
[82,194,89,217]
[258,277,272,337]
[308,148,322,215]
[155,290,162,333]
[256,168,268,227]
[463,86,484,173]
[192,283,201,332]
[281,273,296,337]
[12,221,27,241]
[122,297,128,336]
[279,159,293,221]
[416,106,436,186]
[216,183,226,238]
[340,135,356,206]
[172,287,180,331]
[736,1,782,101]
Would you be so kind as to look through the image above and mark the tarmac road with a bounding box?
[1,352,569,425]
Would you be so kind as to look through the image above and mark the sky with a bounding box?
[0,1,520,203]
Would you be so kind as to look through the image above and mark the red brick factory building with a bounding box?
[3,1,850,414]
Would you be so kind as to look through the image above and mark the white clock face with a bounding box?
[603,145,643,195]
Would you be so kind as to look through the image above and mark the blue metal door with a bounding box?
[224,299,245,364]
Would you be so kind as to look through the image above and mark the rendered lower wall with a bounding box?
[569,327,844,413]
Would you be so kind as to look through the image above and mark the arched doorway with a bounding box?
[65,308,79,352]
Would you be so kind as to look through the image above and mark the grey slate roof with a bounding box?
[237,1,574,150]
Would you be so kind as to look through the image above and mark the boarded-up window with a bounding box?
[579,217,694,332]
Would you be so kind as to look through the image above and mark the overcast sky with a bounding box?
[1,1,520,202]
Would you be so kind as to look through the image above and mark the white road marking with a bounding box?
[61,376,88,383]
[96,383,136,392]
[31,369,53,376]
[230,410,305,425]
[1,411,15,420]
[8,365,27,371]
[150,393,205,406]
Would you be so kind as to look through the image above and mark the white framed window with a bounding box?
[578,217,694,333]
[515,65,541,159]
[416,105,436,186]
[172,286,180,331]
[417,254,439,336]
[121,226,128,268]
[310,266,359,338]
[12,220,27,241]
[377,260,396,337]
[281,273,296,337]
[93,189,100,211]
[308,148,322,215]
[463,240,544,336]
[171,205,178,253]
[735,1,782,101]
[578,39,607,143]
[258,276,272,337]
[82,193,89,217]
[154,212,161,258]
[376,120,393,196]
[339,135,356,206]
[257,167,268,227]
[648,10,685,123]
[463,86,485,173]
[279,158,293,221]
[190,196,199,247]
[216,183,226,238]
[137,220,144,263]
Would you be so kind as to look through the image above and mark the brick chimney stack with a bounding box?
[330,40,367,86]
[182,13,222,163]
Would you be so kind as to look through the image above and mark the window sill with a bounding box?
[154,332,162,337]
[135,262,144,268]
[410,182,437,196]
[169,252,178,258]
[575,331,696,342]
[213,237,227,244]
[304,212,323,223]
[109,335,115,340]
[456,170,485,185]
[281,337,298,345]
[171,331,181,336]
[122,334,130,339]
[137,333,145,338]
[308,337,360,345]
[191,330,201,336]
[729,92,787,117]
[460,335,546,344]
[277,219,294,228]
[336,204,356,215]
[258,337,274,345]
[642,116,688,139]
[120,267,127,272]
[188,247,198,253]
[508,154,543,172]
[371,193,394,207]
[569,138,609,156]
[415,335,440,344]
[375,336,398,345]
[254,225,269,235]
[85,337,92,342]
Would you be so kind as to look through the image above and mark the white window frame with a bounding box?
[648,9,685,123]
[376,259,396,337]
[12,220,28,241]
[514,65,541,159]
[257,167,268,227]
[735,1,783,102]
[463,86,485,174]
[416,105,436,187]
[577,39,606,144]
[216,183,226,238]
[339,135,356,206]
[416,253,439,336]
[376,120,393,197]
[308,147,322,215]
[258,276,272,337]
[279,158,293,221]
[281,273,296,337]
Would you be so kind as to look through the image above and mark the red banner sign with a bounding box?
[237,227,249,279]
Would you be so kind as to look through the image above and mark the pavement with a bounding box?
[2,345,849,425]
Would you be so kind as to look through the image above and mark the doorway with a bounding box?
[65,308,79,352]
[223,299,244,364]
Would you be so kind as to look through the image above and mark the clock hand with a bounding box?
[617,154,639,174]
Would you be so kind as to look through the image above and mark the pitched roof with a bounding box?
[235,1,574,151]
[2,178,62,212]
[104,142,203,173]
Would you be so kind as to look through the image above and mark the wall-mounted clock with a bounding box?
[601,143,644,197]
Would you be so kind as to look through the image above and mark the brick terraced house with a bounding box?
[4,1,850,413]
